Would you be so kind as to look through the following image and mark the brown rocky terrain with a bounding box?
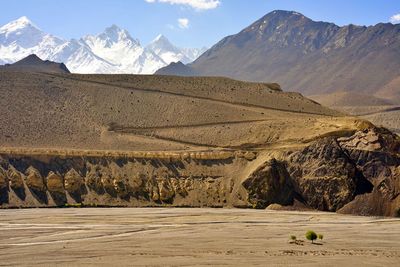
[0,69,399,216]
[156,10,400,135]
[309,93,400,134]
[0,54,70,74]
[158,10,400,99]
[156,61,199,76]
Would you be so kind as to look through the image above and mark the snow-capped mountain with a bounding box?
[180,47,208,62]
[0,17,206,74]
[0,16,64,63]
[50,39,115,74]
[83,25,143,66]
[81,25,166,74]
[147,34,207,64]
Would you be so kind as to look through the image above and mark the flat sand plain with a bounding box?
[0,208,399,266]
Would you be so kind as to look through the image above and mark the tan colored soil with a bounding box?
[0,208,398,266]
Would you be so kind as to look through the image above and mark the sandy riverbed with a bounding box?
[0,208,399,266]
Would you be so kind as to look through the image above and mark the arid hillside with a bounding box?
[0,70,399,216]
[310,92,400,134]
[157,9,400,137]
[0,54,70,74]
[0,70,340,151]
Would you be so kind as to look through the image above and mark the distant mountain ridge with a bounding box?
[0,54,70,73]
[159,10,400,102]
[155,61,199,76]
[0,17,207,74]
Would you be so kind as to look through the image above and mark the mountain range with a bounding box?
[0,16,207,74]
[157,10,400,103]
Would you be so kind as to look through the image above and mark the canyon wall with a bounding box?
[1,128,399,216]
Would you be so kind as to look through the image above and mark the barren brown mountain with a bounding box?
[0,54,70,74]
[158,10,400,100]
[0,56,399,216]
[156,10,400,134]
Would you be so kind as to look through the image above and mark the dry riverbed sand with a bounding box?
[0,208,399,266]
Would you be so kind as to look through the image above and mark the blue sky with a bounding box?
[1,0,399,48]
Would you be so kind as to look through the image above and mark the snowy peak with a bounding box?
[0,17,206,74]
[0,16,38,33]
[153,34,167,42]
[96,24,140,47]
[181,47,208,62]
[0,16,45,47]
[147,34,207,64]
[149,34,179,52]
[151,34,174,48]
[81,24,144,66]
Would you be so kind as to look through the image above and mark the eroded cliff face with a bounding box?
[0,152,254,208]
[0,128,399,216]
[337,129,400,216]
[286,138,371,212]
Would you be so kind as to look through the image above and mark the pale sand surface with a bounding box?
[0,208,399,266]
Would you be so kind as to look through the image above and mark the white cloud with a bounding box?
[390,13,400,24]
[178,18,189,29]
[145,0,221,10]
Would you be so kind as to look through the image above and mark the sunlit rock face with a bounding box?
[0,128,398,217]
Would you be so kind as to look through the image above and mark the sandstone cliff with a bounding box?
[1,127,398,216]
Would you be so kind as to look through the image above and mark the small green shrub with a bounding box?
[305,230,317,243]
[290,235,297,241]
[318,234,324,240]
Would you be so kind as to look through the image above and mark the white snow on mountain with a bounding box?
[147,34,206,64]
[181,46,208,62]
[82,25,143,66]
[0,16,46,47]
[0,16,64,63]
[81,25,166,74]
[0,17,206,74]
[147,34,190,64]
[50,39,116,74]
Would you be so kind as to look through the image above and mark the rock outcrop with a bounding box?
[46,172,64,193]
[0,167,7,190]
[0,127,399,216]
[0,167,8,204]
[1,54,70,74]
[64,168,84,200]
[242,159,294,208]
[8,167,25,200]
[286,138,372,212]
[25,167,46,192]
[337,128,400,216]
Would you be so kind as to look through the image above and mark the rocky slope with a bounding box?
[0,54,70,73]
[160,10,400,101]
[155,61,199,76]
[0,126,398,217]
[0,71,399,216]
[309,93,400,134]
[156,10,400,135]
